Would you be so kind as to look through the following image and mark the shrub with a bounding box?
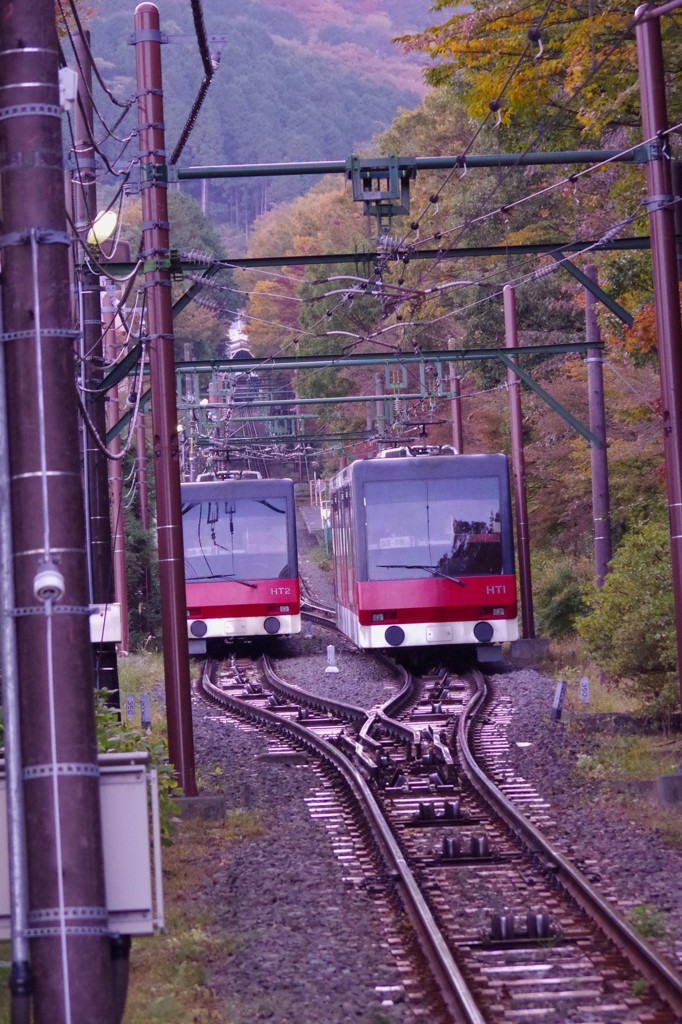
[577,518,678,718]
[95,691,181,843]
[532,551,592,636]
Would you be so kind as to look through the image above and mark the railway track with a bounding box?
[197,651,682,1023]
[301,598,337,630]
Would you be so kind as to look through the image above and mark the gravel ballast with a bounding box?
[176,510,682,1022]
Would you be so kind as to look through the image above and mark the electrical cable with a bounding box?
[77,337,148,461]
[61,0,133,108]
[169,0,221,165]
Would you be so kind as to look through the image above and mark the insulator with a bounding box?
[180,249,213,266]
[599,218,632,244]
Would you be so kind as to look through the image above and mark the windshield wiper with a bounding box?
[187,573,257,589]
[378,563,466,587]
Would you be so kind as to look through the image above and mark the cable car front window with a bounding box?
[182,496,290,581]
[364,476,502,581]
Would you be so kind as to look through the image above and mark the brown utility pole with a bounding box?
[635,5,682,709]
[503,286,535,639]
[584,265,613,586]
[73,30,121,703]
[0,3,115,1022]
[102,261,130,655]
[133,2,197,794]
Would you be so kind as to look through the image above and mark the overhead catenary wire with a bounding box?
[169,0,222,165]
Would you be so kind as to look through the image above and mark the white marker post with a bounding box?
[325,645,339,673]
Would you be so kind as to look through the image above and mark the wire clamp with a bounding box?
[643,193,674,213]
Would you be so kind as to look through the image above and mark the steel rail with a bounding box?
[458,669,682,1016]
[200,658,487,1024]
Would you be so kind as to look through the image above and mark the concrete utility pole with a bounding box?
[133,2,197,794]
[635,4,682,710]
[584,265,612,586]
[0,3,115,1022]
[503,286,535,639]
[73,30,121,704]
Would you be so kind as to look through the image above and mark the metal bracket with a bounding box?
[636,139,670,162]
[23,763,100,779]
[0,103,61,122]
[8,605,91,617]
[346,155,417,233]
[140,163,168,185]
[129,30,168,45]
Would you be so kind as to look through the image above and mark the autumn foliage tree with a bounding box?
[395,1,681,144]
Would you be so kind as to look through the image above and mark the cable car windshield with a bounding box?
[364,476,502,581]
[182,497,291,581]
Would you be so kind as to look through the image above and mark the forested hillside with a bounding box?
[88,0,433,235]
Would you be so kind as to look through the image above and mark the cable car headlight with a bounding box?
[384,625,405,646]
[473,621,494,643]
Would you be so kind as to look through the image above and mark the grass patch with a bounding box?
[223,809,267,841]
[627,904,669,940]
[307,545,331,572]
[123,814,265,1023]
[572,735,682,845]
[119,652,165,696]
[537,639,640,715]
[118,652,167,733]
[575,734,682,781]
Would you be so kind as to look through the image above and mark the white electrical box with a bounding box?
[0,751,164,937]
[89,603,122,644]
